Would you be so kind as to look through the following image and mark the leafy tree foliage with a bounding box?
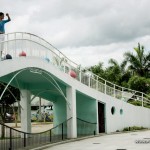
[128,76,150,93]
[0,83,20,138]
[105,58,130,86]
[124,43,150,77]
[88,62,106,79]
[88,43,150,94]
[0,82,20,105]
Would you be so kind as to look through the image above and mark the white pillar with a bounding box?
[20,90,31,133]
[66,87,77,138]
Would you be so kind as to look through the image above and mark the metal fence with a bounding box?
[0,118,71,150]
[77,118,97,138]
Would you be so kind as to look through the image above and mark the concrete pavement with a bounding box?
[5,122,53,133]
[42,130,150,150]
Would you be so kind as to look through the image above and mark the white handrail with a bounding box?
[0,32,150,107]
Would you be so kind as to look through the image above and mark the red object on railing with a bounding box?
[70,70,77,78]
[19,51,26,57]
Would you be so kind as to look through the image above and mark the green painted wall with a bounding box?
[53,96,67,126]
[76,92,97,136]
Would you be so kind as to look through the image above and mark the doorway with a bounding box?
[98,102,105,133]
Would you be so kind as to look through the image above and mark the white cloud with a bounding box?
[1,0,150,67]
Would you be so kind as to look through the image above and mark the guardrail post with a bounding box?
[79,69,81,82]
[9,128,12,150]
[62,123,64,140]
[104,80,107,94]
[29,34,32,56]
[88,76,91,87]
[96,76,98,90]
[142,93,143,107]
[114,84,116,98]
[94,130,96,136]
[24,133,26,147]
[14,33,16,57]
[50,130,52,142]
[122,87,124,100]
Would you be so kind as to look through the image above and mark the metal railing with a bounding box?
[0,32,150,107]
[77,118,97,137]
[0,118,71,150]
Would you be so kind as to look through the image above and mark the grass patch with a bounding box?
[123,126,148,131]
[128,100,150,109]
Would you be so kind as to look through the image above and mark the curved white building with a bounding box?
[0,32,150,138]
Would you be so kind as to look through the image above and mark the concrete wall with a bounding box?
[105,99,150,133]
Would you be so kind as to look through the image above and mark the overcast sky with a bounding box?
[1,0,150,68]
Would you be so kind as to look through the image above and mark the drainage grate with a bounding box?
[116,149,127,150]
[93,143,101,144]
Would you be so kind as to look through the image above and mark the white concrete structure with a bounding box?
[0,32,150,138]
[20,90,31,133]
[67,87,77,138]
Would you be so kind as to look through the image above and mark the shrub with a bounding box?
[128,76,150,94]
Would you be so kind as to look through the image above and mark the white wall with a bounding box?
[0,57,150,133]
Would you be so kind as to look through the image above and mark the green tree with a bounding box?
[128,76,150,94]
[88,62,106,79]
[0,82,20,138]
[105,58,130,86]
[124,43,150,77]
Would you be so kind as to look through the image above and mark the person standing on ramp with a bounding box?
[0,12,11,60]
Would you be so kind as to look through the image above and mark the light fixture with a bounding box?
[30,69,42,74]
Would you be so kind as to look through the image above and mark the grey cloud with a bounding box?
[2,0,150,66]
[4,0,150,49]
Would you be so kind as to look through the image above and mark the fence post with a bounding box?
[142,93,143,107]
[62,123,64,140]
[114,84,116,98]
[79,69,82,82]
[24,133,26,147]
[96,76,98,90]
[88,76,91,87]
[9,128,12,150]
[94,130,96,136]
[104,80,107,94]
[122,87,124,100]
[50,130,52,142]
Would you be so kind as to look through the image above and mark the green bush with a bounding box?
[123,126,147,131]
[128,100,150,109]
[128,100,142,106]
[128,76,150,94]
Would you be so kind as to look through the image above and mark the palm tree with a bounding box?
[105,58,130,86]
[88,62,106,79]
[124,43,150,77]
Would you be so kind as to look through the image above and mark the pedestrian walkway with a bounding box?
[42,130,150,150]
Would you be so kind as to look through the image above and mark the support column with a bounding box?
[67,87,77,138]
[38,97,42,121]
[20,90,31,133]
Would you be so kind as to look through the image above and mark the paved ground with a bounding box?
[43,130,150,150]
